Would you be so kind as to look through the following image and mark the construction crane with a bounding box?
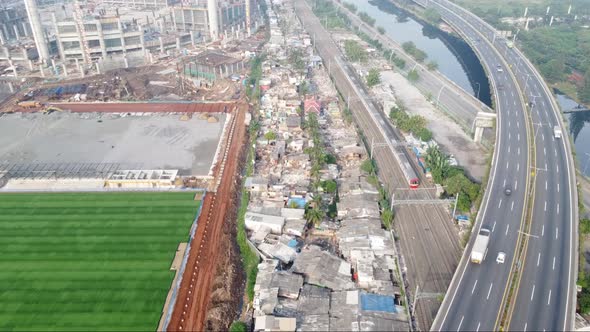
[72,0,91,65]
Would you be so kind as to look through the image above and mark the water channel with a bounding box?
[357,0,590,176]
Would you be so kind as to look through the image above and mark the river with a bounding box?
[356,0,492,107]
[357,0,590,176]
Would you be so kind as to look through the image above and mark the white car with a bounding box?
[496,252,506,264]
[496,65,504,73]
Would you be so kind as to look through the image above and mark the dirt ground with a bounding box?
[167,103,248,331]
[381,71,489,182]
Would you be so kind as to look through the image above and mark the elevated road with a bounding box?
[422,0,578,330]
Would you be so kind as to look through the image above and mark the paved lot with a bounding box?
[0,112,226,175]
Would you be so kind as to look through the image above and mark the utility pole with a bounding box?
[451,192,459,221]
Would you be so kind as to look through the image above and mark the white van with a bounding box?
[554,125,562,139]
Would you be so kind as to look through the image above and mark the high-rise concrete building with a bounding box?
[23,0,50,62]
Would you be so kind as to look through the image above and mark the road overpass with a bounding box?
[419,0,578,330]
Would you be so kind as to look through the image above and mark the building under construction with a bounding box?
[0,0,261,76]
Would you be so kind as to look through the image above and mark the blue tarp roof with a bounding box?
[360,293,397,313]
[287,197,306,208]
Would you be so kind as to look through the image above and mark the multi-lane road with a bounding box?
[423,0,578,330]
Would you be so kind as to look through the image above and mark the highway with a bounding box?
[422,0,578,330]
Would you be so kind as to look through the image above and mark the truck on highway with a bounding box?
[554,125,562,139]
[471,228,491,264]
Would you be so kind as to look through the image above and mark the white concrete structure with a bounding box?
[23,0,49,62]
[245,212,285,235]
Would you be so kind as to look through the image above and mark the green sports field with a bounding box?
[0,192,201,331]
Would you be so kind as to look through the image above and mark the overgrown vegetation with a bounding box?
[383,49,407,69]
[427,61,439,71]
[311,0,351,30]
[288,49,306,71]
[389,104,433,142]
[342,1,357,13]
[424,145,480,212]
[454,0,590,103]
[344,40,368,62]
[358,11,376,27]
[303,112,335,226]
[401,41,427,63]
[423,7,442,24]
[366,68,381,87]
[229,321,248,332]
[407,69,420,83]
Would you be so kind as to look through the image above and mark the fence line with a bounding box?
[161,192,206,331]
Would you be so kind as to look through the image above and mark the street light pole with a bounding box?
[437,84,446,108]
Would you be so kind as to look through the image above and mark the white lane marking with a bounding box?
[518,147,521,155]
[508,146,511,153]
[506,224,510,235]
[557,164,559,173]
[558,183,560,192]
[508,121,511,127]
[531,284,536,301]
[557,203,560,214]
[457,316,464,331]
[506,161,509,169]
[544,147,546,155]
[545,181,548,191]
[509,132,511,140]
[515,180,518,191]
[498,199,503,208]
[487,283,493,300]
[476,322,481,332]
[517,121,520,128]
[492,221,497,232]
[542,101,546,107]
[472,280,478,294]
[503,179,506,187]
[542,133,545,141]
[511,201,514,211]
[555,148,557,156]
[518,133,521,141]
[524,323,528,332]
[517,163,520,171]
[544,201,547,211]
[548,289,552,305]
[556,227,559,239]
[545,163,548,170]
[513,101,516,106]
[542,224,545,237]
[553,256,556,270]
[537,252,541,266]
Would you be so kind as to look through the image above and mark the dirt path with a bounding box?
[167,103,247,331]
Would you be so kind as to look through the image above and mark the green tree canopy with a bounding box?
[407,69,420,83]
[344,40,368,63]
[366,68,381,87]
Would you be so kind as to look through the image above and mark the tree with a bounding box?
[540,58,565,83]
[425,145,450,183]
[407,69,420,83]
[306,207,325,227]
[444,173,472,196]
[264,131,277,143]
[324,153,337,164]
[423,8,441,24]
[322,179,338,193]
[381,209,394,230]
[427,61,439,71]
[358,12,376,27]
[366,68,381,87]
[581,218,590,234]
[229,321,248,332]
[361,158,376,174]
[579,70,590,104]
[343,1,357,13]
[416,127,433,142]
[377,26,386,34]
[344,40,368,62]
[289,49,306,71]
